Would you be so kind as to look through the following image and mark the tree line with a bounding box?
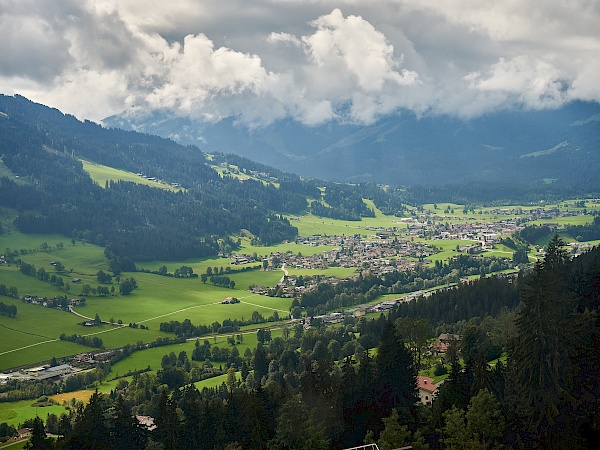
[59,334,104,349]
[298,254,513,314]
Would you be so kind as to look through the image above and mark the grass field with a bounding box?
[75,274,291,328]
[0,399,68,427]
[194,371,242,390]
[0,197,597,387]
[81,160,183,192]
[531,215,594,226]
[107,327,283,380]
[0,296,103,369]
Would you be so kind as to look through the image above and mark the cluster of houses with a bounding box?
[228,253,256,265]
[259,234,436,278]
[134,172,180,188]
[429,333,461,355]
[265,274,342,298]
[72,350,116,365]
[0,350,121,385]
[400,203,593,244]
[20,295,84,311]
[218,162,278,184]
[397,216,521,244]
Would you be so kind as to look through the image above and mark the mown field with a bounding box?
[0,228,297,370]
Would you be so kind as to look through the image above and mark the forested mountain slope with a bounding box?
[0,95,308,268]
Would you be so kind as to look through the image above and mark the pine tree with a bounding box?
[109,395,147,449]
[24,416,53,450]
[268,395,329,450]
[154,390,181,450]
[375,318,418,426]
[67,390,109,449]
[465,389,505,450]
[509,235,588,447]
[372,408,429,450]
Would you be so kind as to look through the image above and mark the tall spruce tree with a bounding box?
[24,416,54,450]
[154,390,181,450]
[375,318,418,429]
[109,395,147,449]
[66,390,110,449]
[509,235,588,447]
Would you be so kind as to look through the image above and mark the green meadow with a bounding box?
[81,160,182,192]
[0,199,597,372]
[0,399,68,427]
[194,371,242,390]
[531,215,594,226]
[107,328,276,375]
[0,227,298,370]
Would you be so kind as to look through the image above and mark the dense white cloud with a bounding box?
[302,9,418,92]
[0,0,598,124]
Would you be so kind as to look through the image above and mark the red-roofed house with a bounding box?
[417,376,438,406]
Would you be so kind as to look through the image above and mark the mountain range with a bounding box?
[104,102,600,189]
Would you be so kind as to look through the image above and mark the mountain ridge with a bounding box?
[104,101,600,188]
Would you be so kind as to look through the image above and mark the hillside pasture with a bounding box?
[81,159,182,192]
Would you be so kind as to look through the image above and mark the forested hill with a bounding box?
[0,94,311,268]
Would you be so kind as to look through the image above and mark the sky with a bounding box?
[1,0,599,127]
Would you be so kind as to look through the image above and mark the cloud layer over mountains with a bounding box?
[1,0,599,126]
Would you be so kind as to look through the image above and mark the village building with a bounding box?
[417,376,438,406]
